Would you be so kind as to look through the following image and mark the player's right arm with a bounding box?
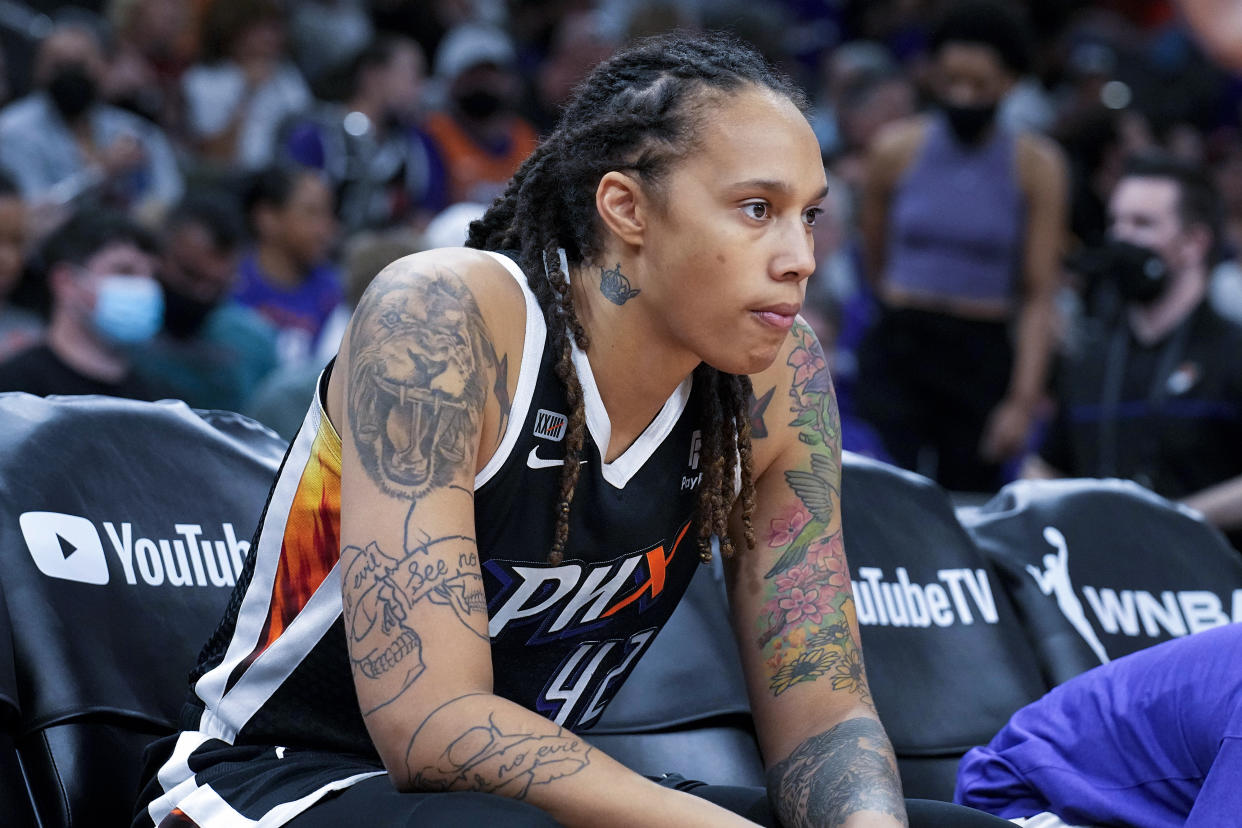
[331,249,754,827]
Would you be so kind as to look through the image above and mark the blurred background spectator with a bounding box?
[245,225,421,439]
[0,0,1232,516]
[0,207,160,399]
[0,169,40,360]
[287,0,374,90]
[423,21,536,205]
[101,0,195,133]
[234,164,342,368]
[131,191,278,411]
[0,16,183,228]
[183,0,311,171]
[1027,153,1242,548]
[281,34,448,233]
[855,0,1069,493]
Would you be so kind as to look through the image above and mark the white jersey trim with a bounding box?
[193,396,322,734]
[554,247,694,488]
[570,341,693,490]
[475,250,547,488]
[176,767,384,828]
[148,730,213,824]
[147,729,385,827]
[213,563,345,735]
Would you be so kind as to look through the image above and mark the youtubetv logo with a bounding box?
[20,511,250,588]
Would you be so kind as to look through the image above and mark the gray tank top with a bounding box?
[886,114,1024,305]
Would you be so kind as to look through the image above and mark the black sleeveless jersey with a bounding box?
[476,272,708,730]
[137,251,709,825]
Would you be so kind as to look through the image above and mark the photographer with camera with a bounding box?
[1025,153,1242,549]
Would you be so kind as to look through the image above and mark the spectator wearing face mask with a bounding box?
[856,0,1068,493]
[130,192,279,412]
[0,208,162,400]
[0,19,183,224]
[424,23,537,206]
[1025,153,1242,550]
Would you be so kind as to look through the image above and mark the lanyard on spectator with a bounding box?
[1097,313,1193,480]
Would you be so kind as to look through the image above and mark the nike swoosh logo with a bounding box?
[527,446,587,469]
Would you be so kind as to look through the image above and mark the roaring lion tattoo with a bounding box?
[348,272,492,499]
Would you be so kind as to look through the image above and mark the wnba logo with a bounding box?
[688,430,702,470]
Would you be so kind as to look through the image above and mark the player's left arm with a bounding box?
[726,319,906,828]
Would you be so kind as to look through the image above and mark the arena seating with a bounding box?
[0,393,286,828]
[3,395,1238,822]
[961,477,1242,686]
[838,454,1050,800]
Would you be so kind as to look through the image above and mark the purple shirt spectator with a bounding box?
[233,252,343,366]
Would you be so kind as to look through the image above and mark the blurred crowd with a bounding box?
[0,0,1241,540]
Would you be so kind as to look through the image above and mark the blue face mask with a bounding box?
[92,274,164,345]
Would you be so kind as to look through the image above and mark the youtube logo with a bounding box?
[20,511,110,585]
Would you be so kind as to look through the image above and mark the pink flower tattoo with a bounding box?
[779,585,834,626]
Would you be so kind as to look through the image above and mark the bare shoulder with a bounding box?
[744,317,836,478]
[867,115,931,187]
[1015,131,1068,189]
[358,247,527,322]
[873,115,929,160]
[326,248,528,441]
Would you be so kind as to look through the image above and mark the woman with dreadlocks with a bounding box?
[135,31,1010,828]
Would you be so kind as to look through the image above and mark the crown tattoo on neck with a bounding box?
[599,263,641,305]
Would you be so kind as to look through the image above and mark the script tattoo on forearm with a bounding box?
[347,268,508,500]
[756,322,869,699]
[409,697,593,799]
[767,718,907,827]
[343,534,487,714]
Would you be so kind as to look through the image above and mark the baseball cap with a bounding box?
[434,23,516,79]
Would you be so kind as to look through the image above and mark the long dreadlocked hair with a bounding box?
[466,31,808,565]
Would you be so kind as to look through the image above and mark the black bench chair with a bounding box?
[0,393,286,827]
[840,453,1050,800]
[960,477,1242,686]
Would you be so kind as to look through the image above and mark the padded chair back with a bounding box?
[587,562,765,787]
[0,393,286,828]
[1,569,36,828]
[960,477,1242,686]
[840,453,1049,800]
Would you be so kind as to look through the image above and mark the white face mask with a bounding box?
[92,274,165,345]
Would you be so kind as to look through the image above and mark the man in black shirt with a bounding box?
[0,209,161,400]
[1026,154,1242,546]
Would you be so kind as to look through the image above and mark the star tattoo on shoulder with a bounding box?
[749,386,774,440]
